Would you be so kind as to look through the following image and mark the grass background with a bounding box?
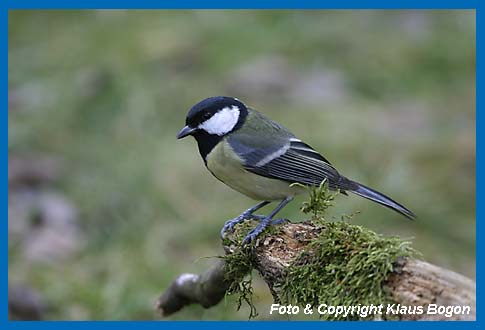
[8,10,475,320]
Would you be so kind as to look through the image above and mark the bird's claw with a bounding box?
[270,218,289,225]
[220,213,266,239]
[220,217,244,239]
[241,225,265,245]
[241,218,287,245]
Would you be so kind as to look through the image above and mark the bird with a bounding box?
[177,96,415,245]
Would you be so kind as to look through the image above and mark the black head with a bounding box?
[176,96,248,139]
[176,96,249,160]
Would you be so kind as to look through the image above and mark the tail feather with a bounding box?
[347,180,416,220]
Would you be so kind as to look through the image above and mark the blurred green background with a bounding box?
[8,10,475,320]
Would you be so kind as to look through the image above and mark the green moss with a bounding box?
[292,180,340,221]
[221,221,268,319]
[223,246,258,319]
[222,184,418,320]
[280,221,417,320]
[281,183,418,320]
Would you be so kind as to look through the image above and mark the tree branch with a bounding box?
[156,260,230,316]
[156,222,476,320]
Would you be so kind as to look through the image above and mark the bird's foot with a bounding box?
[270,218,289,225]
[241,218,287,245]
[220,212,265,239]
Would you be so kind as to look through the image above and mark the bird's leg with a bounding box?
[220,201,270,239]
[269,218,289,225]
[242,196,294,245]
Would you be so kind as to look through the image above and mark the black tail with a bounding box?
[347,180,416,220]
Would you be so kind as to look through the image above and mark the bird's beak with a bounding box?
[176,125,196,139]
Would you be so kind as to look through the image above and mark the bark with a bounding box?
[157,222,476,320]
[156,260,230,317]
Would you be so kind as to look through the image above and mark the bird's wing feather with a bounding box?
[244,140,342,186]
[226,108,295,165]
[227,110,343,187]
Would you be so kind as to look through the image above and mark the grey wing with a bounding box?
[247,138,343,187]
[226,108,296,166]
[228,132,346,190]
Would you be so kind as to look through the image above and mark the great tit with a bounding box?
[177,96,415,244]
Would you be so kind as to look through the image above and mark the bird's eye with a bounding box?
[202,112,212,120]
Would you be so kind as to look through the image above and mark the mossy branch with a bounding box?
[157,185,476,320]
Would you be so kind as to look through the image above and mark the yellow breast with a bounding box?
[205,141,305,201]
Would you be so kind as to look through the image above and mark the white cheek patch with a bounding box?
[198,106,240,135]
